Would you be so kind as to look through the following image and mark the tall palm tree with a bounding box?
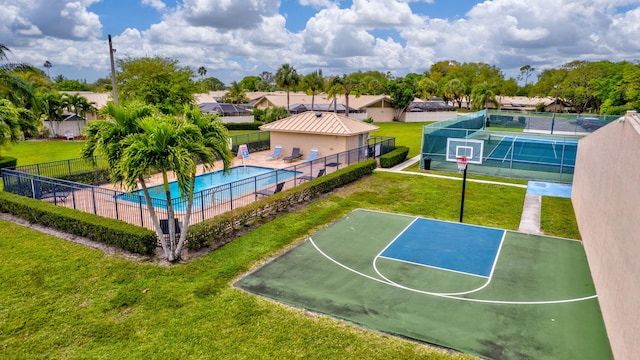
[197,66,207,79]
[275,63,300,113]
[302,71,325,111]
[340,73,363,118]
[44,60,52,78]
[325,76,344,114]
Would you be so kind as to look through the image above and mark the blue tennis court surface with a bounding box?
[487,136,578,165]
[527,181,572,198]
[380,218,505,277]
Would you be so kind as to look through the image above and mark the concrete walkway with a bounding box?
[376,155,541,234]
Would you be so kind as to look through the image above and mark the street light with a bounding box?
[108,34,119,106]
[551,85,558,134]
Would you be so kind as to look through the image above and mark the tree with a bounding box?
[339,73,364,117]
[0,99,22,155]
[221,81,249,104]
[200,77,226,91]
[197,66,207,80]
[444,79,465,108]
[44,60,52,79]
[238,76,261,92]
[325,76,344,113]
[0,44,38,109]
[275,63,300,113]
[418,78,438,99]
[301,71,325,111]
[39,91,65,136]
[471,81,499,110]
[386,78,419,121]
[84,103,232,262]
[116,56,196,114]
[518,65,535,85]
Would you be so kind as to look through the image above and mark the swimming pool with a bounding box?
[119,166,298,210]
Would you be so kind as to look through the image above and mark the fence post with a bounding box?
[139,196,144,227]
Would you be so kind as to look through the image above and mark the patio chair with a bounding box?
[64,131,75,140]
[302,148,319,162]
[297,168,325,184]
[265,146,282,160]
[283,147,302,162]
[254,182,285,199]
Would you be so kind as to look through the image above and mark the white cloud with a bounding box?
[142,0,166,11]
[179,0,280,30]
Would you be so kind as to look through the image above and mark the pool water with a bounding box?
[120,166,296,210]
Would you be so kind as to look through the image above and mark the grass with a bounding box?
[371,122,432,157]
[1,130,584,358]
[4,140,86,166]
[541,196,581,239]
[0,172,525,359]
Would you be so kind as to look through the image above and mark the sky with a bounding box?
[2,0,640,86]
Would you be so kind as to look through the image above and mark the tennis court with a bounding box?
[236,209,612,359]
[485,136,578,166]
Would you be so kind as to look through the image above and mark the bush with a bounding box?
[363,117,374,124]
[186,160,377,251]
[0,156,17,169]
[0,192,157,255]
[379,146,409,168]
[224,122,264,131]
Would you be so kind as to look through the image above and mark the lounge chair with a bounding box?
[283,147,302,162]
[265,146,282,160]
[254,182,285,199]
[302,148,319,162]
[297,168,325,184]
[40,191,71,202]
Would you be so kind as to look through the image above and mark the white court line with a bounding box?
[309,237,598,305]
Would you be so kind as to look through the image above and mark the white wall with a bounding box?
[401,112,457,122]
[572,111,640,360]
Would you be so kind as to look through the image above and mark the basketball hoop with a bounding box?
[456,156,468,172]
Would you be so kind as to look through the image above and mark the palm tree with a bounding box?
[0,99,22,155]
[418,78,438,99]
[0,44,37,108]
[197,66,207,79]
[44,60,52,78]
[444,79,465,108]
[340,74,363,118]
[471,81,499,111]
[325,76,344,114]
[275,63,300,113]
[221,81,249,104]
[302,71,325,111]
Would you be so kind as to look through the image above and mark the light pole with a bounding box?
[108,34,119,106]
[551,85,558,134]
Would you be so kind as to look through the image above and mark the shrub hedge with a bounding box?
[0,156,18,169]
[379,146,408,168]
[224,122,264,131]
[185,159,377,251]
[0,192,156,255]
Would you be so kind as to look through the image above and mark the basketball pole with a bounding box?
[459,165,467,223]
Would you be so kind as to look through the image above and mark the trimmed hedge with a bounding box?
[379,146,409,168]
[0,192,156,255]
[186,159,377,251]
[224,122,264,131]
[0,156,17,169]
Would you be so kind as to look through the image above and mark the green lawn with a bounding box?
[4,140,86,166]
[0,136,585,358]
[371,122,432,157]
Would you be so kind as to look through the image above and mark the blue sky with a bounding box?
[2,0,640,85]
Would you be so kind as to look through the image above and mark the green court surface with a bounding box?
[235,209,612,360]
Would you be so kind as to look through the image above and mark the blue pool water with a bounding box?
[119,166,297,210]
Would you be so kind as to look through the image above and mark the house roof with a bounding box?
[60,91,111,110]
[259,111,378,136]
[199,102,252,115]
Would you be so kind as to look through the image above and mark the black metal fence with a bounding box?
[2,137,395,231]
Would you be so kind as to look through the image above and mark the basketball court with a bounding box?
[235,209,612,359]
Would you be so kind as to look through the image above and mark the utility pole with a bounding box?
[108,35,119,106]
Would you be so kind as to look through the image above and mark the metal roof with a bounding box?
[259,111,378,136]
